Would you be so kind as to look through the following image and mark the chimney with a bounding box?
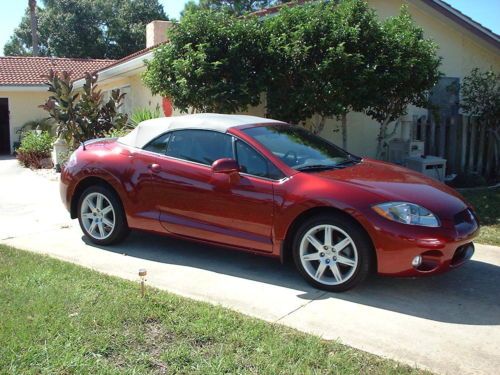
[146,20,173,48]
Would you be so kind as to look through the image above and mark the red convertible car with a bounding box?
[60,114,479,291]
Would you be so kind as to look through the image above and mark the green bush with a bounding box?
[129,105,161,127]
[16,131,54,169]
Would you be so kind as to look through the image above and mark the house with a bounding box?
[5,0,500,163]
[71,0,499,163]
[0,56,115,154]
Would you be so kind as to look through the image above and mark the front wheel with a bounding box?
[292,214,373,292]
[77,185,129,245]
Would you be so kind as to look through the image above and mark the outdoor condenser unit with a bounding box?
[388,139,425,165]
[404,156,447,182]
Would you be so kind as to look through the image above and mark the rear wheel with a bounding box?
[292,214,373,292]
[77,185,128,245]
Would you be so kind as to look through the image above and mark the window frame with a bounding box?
[233,137,285,181]
[141,128,287,181]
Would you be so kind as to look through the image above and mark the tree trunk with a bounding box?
[376,118,391,159]
[29,0,39,56]
[311,114,325,135]
[341,113,347,149]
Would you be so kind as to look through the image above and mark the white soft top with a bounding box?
[118,113,284,149]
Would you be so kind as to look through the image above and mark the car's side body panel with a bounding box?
[149,151,275,252]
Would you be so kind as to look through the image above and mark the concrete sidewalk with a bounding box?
[1,157,499,375]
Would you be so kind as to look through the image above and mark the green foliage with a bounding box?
[365,7,441,125]
[104,106,161,138]
[4,0,167,59]
[17,118,56,139]
[265,0,382,133]
[16,131,54,169]
[144,1,440,148]
[143,9,268,113]
[182,0,290,17]
[129,105,162,127]
[460,68,500,125]
[363,7,441,158]
[40,70,128,148]
[460,68,500,177]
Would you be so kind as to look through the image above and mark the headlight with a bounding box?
[372,202,440,227]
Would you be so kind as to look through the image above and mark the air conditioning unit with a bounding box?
[388,139,425,165]
[404,156,447,182]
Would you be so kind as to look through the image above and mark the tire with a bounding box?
[77,185,129,245]
[292,214,373,292]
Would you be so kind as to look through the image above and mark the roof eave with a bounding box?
[73,51,154,87]
[421,0,500,50]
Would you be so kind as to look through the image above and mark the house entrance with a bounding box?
[0,98,10,154]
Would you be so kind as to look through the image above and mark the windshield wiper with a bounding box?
[334,158,361,168]
[296,164,336,171]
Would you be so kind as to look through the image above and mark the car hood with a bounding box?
[313,158,467,216]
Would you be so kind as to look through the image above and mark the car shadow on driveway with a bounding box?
[84,230,500,326]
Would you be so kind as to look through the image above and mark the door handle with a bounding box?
[148,163,161,173]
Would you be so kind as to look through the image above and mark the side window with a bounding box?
[143,133,171,154]
[236,140,283,180]
[166,130,233,165]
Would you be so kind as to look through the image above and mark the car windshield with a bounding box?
[243,125,358,171]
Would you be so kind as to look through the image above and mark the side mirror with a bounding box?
[211,158,240,174]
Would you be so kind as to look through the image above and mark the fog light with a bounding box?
[412,255,423,267]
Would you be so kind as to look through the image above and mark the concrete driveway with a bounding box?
[1,156,499,375]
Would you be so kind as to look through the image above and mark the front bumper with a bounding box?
[358,208,480,277]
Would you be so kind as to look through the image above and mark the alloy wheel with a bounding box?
[80,192,115,240]
[299,224,358,285]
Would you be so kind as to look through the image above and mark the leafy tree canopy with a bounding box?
[4,0,168,59]
[362,7,441,157]
[460,68,500,126]
[143,9,268,113]
[182,0,291,16]
[265,0,382,132]
[144,0,440,148]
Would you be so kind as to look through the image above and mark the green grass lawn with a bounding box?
[0,245,428,375]
[461,187,500,246]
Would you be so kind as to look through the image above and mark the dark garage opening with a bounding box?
[0,98,10,154]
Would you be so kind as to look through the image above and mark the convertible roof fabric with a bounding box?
[118,113,284,149]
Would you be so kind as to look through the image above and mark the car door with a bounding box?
[149,129,276,253]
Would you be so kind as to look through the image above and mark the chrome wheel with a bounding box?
[299,224,358,286]
[80,192,115,240]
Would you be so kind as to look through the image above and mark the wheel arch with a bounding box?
[70,176,123,219]
[280,206,377,271]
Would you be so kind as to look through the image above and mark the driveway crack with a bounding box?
[274,291,328,323]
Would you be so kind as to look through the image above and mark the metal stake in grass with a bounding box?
[139,268,147,297]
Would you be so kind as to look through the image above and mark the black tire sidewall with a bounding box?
[77,185,128,245]
[292,214,373,292]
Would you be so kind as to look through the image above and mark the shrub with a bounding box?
[129,105,161,127]
[40,70,128,148]
[17,118,56,140]
[16,131,54,169]
[105,106,162,138]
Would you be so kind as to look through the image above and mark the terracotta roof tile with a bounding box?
[0,56,116,86]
